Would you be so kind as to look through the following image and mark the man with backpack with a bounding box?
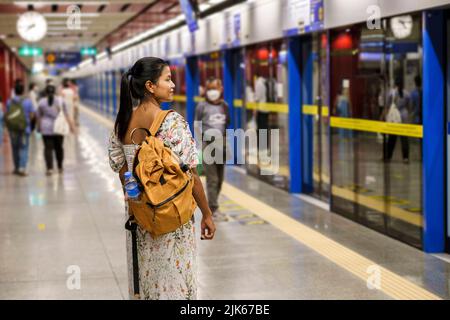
[4,80,35,176]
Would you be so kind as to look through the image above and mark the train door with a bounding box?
[230,48,245,165]
[302,32,330,202]
[243,41,290,190]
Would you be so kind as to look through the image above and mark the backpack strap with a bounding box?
[149,110,172,136]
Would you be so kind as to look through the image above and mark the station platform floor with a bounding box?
[0,105,449,300]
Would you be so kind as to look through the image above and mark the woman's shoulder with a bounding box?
[161,110,187,128]
[166,110,184,121]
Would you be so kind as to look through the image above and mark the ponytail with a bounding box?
[46,84,56,107]
[114,57,169,141]
[114,71,133,142]
[48,95,54,107]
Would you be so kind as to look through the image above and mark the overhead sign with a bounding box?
[80,47,97,56]
[283,0,324,36]
[18,46,43,57]
[45,51,81,69]
[179,0,199,32]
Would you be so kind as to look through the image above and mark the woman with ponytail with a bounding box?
[108,57,215,300]
[37,84,74,175]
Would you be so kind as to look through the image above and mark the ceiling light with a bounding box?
[43,13,100,18]
[48,27,88,31]
[32,61,44,73]
[14,1,109,6]
[47,20,93,25]
[199,4,211,11]
[208,0,226,4]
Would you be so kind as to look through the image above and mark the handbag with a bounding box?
[53,110,70,135]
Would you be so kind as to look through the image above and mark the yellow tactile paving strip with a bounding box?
[82,104,441,300]
[221,182,441,300]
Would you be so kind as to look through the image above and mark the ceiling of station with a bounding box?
[0,0,204,69]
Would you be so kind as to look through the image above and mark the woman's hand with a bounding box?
[201,214,216,240]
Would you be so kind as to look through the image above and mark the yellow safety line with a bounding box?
[221,182,441,300]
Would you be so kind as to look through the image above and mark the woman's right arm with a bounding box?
[191,168,216,240]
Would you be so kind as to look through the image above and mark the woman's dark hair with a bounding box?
[14,79,24,96]
[63,78,70,88]
[395,77,404,99]
[29,82,36,91]
[114,57,169,141]
[46,85,56,106]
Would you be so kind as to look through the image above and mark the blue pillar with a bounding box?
[186,56,199,133]
[112,71,117,116]
[423,10,445,252]
[288,37,303,193]
[99,74,104,111]
[105,72,110,115]
[302,37,314,193]
[223,50,235,129]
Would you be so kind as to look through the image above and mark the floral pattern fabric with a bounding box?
[108,111,199,300]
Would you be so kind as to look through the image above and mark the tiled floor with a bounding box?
[0,106,448,300]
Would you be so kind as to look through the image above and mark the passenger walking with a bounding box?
[37,84,73,176]
[70,79,80,126]
[108,57,215,300]
[4,80,35,176]
[61,78,76,131]
[195,77,230,221]
[29,83,39,111]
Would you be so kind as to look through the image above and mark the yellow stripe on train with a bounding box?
[330,117,423,138]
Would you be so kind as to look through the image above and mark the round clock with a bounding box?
[390,15,413,39]
[17,11,47,42]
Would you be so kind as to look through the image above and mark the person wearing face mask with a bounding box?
[37,84,74,175]
[195,77,230,221]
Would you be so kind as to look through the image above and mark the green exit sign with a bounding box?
[81,47,97,56]
[19,46,43,57]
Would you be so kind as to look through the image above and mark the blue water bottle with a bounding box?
[124,171,141,202]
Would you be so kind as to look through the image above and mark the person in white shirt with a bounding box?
[28,83,38,111]
[70,79,80,126]
[254,74,269,151]
[60,78,76,130]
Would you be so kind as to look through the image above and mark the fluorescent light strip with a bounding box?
[47,20,93,25]
[48,27,88,31]
[111,15,186,54]
[14,1,109,5]
[79,59,92,68]
[207,0,226,5]
[96,52,107,60]
[43,13,100,18]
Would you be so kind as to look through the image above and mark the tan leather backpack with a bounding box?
[128,110,196,238]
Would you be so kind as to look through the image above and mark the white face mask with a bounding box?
[206,89,221,101]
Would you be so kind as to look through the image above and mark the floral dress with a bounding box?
[108,111,199,300]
